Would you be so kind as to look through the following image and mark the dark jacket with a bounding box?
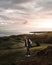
[25,39,31,48]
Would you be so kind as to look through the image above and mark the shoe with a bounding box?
[27,55,31,57]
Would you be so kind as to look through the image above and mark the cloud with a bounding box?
[35,0,52,11]
[0,0,52,36]
[0,0,31,9]
[0,15,10,20]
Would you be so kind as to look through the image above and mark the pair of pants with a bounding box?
[26,47,30,55]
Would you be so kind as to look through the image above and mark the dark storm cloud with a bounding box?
[36,0,52,11]
[0,14,22,21]
[0,15,10,20]
[0,0,31,9]
[0,0,52,12]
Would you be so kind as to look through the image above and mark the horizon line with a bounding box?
[30,31,52,33]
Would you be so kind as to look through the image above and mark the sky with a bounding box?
[0,0,52,36]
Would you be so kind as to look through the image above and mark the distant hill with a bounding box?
[0,33,52,49]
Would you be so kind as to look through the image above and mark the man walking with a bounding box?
[24,36,32,57]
